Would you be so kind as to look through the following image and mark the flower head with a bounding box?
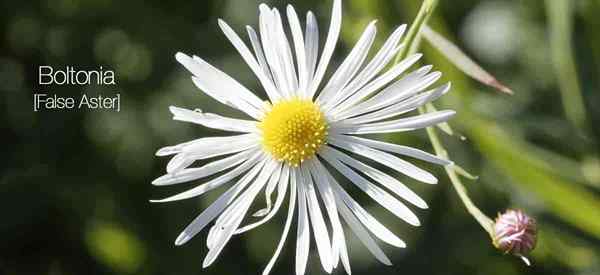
[152,1,454,274]
[494,209,537,265]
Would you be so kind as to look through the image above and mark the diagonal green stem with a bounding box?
[394,0,438,64]
[422,106,495,238]
[394,0,495,239]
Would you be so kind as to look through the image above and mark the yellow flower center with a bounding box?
[259,98,328,166]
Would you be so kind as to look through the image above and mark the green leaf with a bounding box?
[470,120,600,240]
[421,25,513,95]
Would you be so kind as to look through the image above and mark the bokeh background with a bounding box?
[2,0,600,274]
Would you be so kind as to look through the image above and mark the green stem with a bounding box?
[394,0,495,240]
[545,0,588,134]
[422,106,495,238]
[394,0,438,63]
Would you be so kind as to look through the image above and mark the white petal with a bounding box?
[271,8,299,95]
[331,181,406,248]
[286,5,309,96]
[304,11,319,86]
[163,135,259,174]
[165,153,195,175]
[342,83,450,124]
[259,6,292,98]
[331,134,451,166]
[365,71,442,113]
[307,0,342,98]
[247,26,275,86]
[175,52,264,119]
[236,165,290,234]
[157,134,255,157]
[172,158,268,246]
[253,163,284,217]
[337,24,407,105]
[295,170,310,275]
[217,19,281,102]
[327,140,428,209]
[332,110,456,135]
[151,153,264,203]
[301,165,333,273]
[310,160,351,273]
[326,138,438,184]
[334,66,433,120]
[337,197,392,266]
[203,159,278,268]
[262,165,297,275]
[169,106,258,133]
[320,146,421,226]
[209,159,279,236]
[318,21,378,109]
[329,53,422,115]
[153,149,258,186]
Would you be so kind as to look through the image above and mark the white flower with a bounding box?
[153,1,454,274]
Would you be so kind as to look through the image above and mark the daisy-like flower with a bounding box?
[153,0,455,274]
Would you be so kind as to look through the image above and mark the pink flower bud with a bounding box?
[493,209,537,265]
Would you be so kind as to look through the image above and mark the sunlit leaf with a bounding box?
[421,25,513,95]
[470,121,600,240]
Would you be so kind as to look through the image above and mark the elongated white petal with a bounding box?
[157,134,255,157]
[332,134,451,166]
[332,110,456,135]
[343,83,450,124]
[336,25,407,105]
[318,21,377,108]
[175,53,264,119]
[296,171,310,275]
[330,53,422,115]
[331,180,406,248]
[259,5,291,98]
[153,149,258,186]
[169,106,258,133]
[326,141,427,209]
[253,163,284,217]
[271,8,299,95]
[287,5,309,96]
[173,158,267,246]
[335,66,433,120]
[347,71,441,118]
[210,159,279,234]
[203,160,278,267]
[247,26,274,85]
[217,19,281,102]
[163,135,259,174]
[304,11,319,86]
[236,166,290,234]
[151,153,264,203]
[301,166,333,273]
[320,146,421,226]
[326,138,438,184]
[310,160,350,273]
[337,198,392,266]
[262,166,297,275]
[307,0,342,98]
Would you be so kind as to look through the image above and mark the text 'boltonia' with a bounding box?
[151,0,455,274]
[33,66,120,112]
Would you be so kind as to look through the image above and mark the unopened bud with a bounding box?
[493,209,537,265]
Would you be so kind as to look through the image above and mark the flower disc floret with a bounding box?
[260,98,328,166]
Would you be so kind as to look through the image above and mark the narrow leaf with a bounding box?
[421,25,513,95]
[426,103,454,136]
[452,164,479,181]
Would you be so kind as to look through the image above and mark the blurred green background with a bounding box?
[1,0,600,274]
